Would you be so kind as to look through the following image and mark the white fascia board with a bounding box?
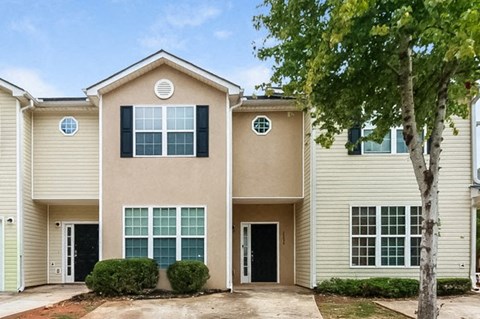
[85,51,242,96]
[0,79,26,97]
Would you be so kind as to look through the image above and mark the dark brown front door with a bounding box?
[251,224,277,282]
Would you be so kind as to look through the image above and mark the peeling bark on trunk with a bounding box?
[398,35,456,319]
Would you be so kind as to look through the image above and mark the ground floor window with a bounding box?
[124,206,206,268]
[351,205,422,267]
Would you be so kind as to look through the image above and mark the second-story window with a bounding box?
[362,127,425,155]
[134,106,195,157]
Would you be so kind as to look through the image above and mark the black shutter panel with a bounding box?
[120,106,133,158]
[426,136,432,154]
[347,126,362,155]
[196,105,209,157]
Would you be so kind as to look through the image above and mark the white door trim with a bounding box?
[240,222,280,284]
[62,221,99,283]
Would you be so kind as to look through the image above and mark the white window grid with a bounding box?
[350,205,422,268]
[361,126,427,155]
[251,115,272,135]
[123,206,207,268]
[133,105,196,157]
[59,116,79,136]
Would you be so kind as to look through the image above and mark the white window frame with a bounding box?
[122,205,207,268]
[133,105,196,157]
[350,205,422,268]
[251,115,272,135]
[361,126,427,155]
[59,116,79,136]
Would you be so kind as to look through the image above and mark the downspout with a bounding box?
[226,95,243,292]
[17,98,35,292]
[470,96,479,290]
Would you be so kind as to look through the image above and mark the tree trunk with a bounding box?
[397,34,453,319]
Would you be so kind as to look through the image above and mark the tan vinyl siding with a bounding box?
[33,110,98,200]
[0,90,18,291]
[295,113,311,287]
[22,111,47,287]
[315,118,471,281]
[48,205,98,284]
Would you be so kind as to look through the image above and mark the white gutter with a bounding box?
[471,96,480,185]
[471,96,479,289]
[226,96,244,292]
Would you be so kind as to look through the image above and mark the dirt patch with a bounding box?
[2,298,104,319]
[315,294,411,319]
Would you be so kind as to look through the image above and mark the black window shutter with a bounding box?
[196,105,209,157]
[426,136,432,154]
[347,126,362,155]
[120,106,133,158]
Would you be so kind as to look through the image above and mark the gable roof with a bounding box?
[84,50,243,103]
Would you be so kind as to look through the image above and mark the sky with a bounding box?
[0,0,272,98]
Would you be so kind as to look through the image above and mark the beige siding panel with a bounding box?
[22,111,48,287]
[33,111,98,200]
[295,113,311,287]
[48,205,98,284]
[315,118,471,282]
[0,91,18,291]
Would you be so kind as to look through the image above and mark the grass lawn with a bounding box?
[315,295,411,319]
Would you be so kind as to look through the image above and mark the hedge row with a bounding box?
[316,277,471,298]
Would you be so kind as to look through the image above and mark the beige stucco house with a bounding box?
[0,50,478,292]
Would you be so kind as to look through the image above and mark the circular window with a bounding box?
[59,116,78,136]
[252,115,272,135]
[154,79,174,99]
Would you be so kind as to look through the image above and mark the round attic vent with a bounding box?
[154,79,174,99]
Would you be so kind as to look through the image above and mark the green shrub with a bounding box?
[167,260,210,293]
[316,277,418,298]
[437,278,471,296]
[317,277,471,298]
[85,258,158,296]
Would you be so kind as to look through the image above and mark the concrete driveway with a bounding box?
[376,294,480,319]
[83,285,323,319]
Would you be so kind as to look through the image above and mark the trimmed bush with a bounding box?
[167,260,210,293]
[316,277,471,298]
[437,278,471,296]
[316,277,418,298]
[85,258,158,296]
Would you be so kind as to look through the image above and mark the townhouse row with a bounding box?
[0,50,478,291]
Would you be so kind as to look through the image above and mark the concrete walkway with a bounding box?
[83,285,323,319]
[0,284,88,318]
[376,294,480,319]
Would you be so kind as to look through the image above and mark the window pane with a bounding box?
[125,238,148,258]
[410,237,421,266]
[153,238,176,269]
[396,129,408,153]
[253,117,271,134]
[167,132,194,155]
[153,208,176,236]
[364,130,391,153]
[410,206,423,235]
[125,208,148,236]
[181,238,204,262]
[181,208,205,236]
[351,206,376,236]
[167,107,194,130]
[381,206,406,235]
[136,132,162,155]
[351,237,375,266]
[381,237,405,266]
[135,107,162,130]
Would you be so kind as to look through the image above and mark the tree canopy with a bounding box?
[254,0,479,147]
